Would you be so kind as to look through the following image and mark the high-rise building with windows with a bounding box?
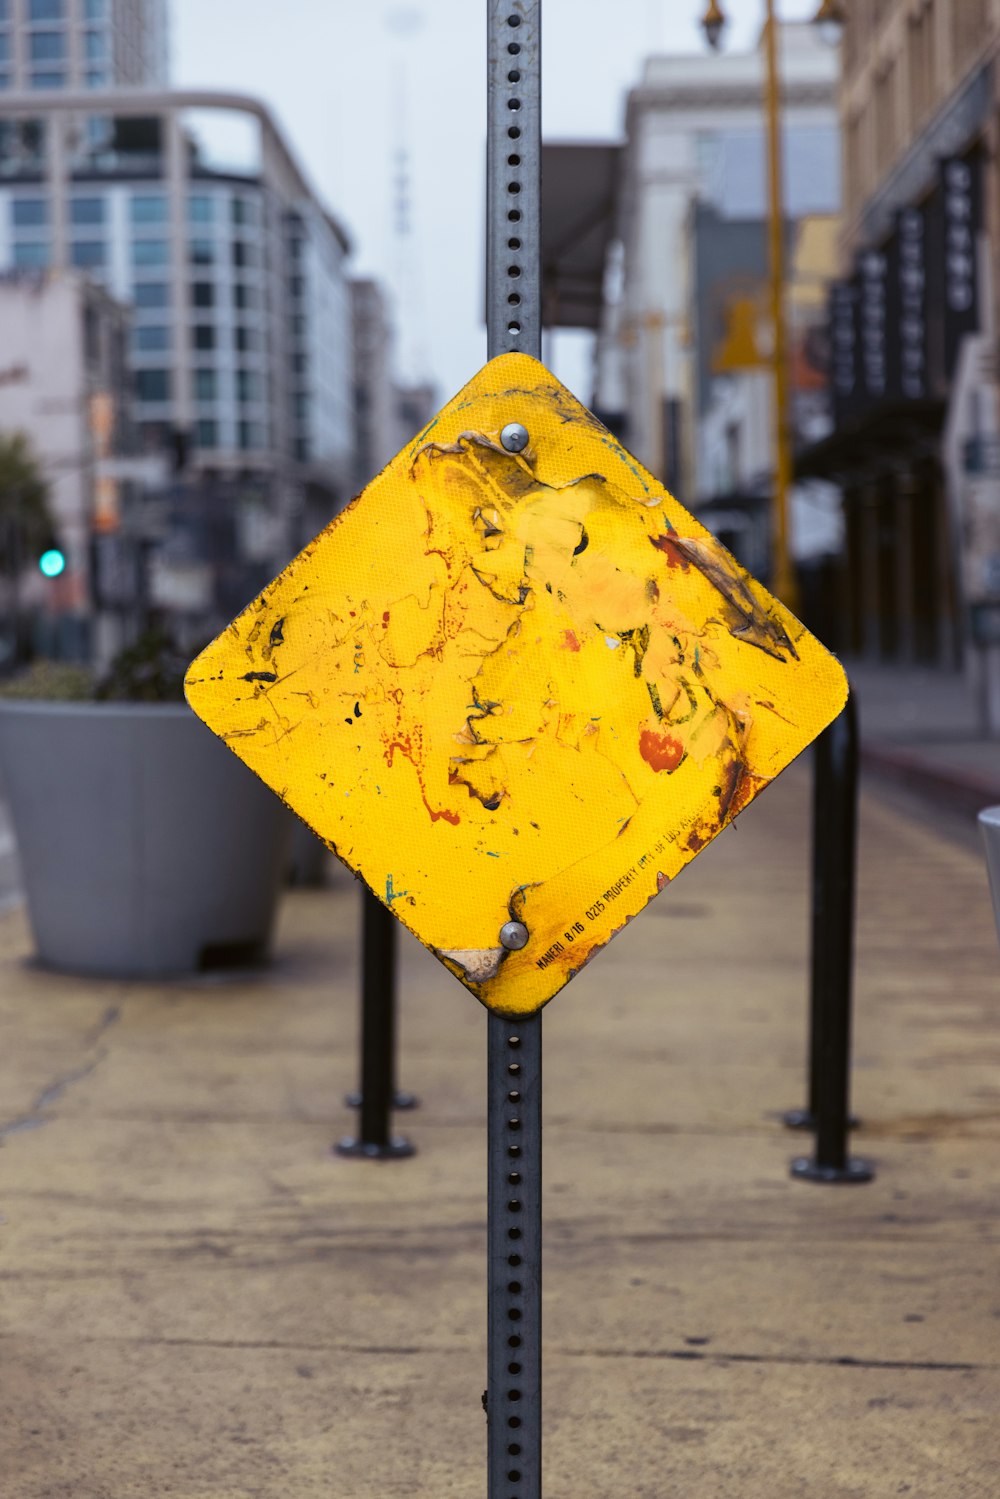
[0,0,167,94]
[0,83,355,636]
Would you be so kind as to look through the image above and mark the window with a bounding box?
[0,37,10,63]
[130,193,166,226]
[295,436,310,463]
[237,370,260,404]
[188,193,213,225]
[85,69,107,88]
[83,29,106,60]
[195,369,216,402]
[29,31,64,60]
[12,241,48,267]
[134,281,169,308]
[133,325,169,352]
[288,275,304,299]
[84,0,106,17]
[135,369,170,402]
[291,351,307,375]
[0,75,10,92]
[12,198,47,227]
[189,238,213,265]
[192,281,214,308]
[231,195,257,226]
[71,240,105,268]
[28,0,62,17]
[70,196,104,226]
[231,240,257,269]
[30,71,64,88]
[239,420,262,450]
[235,326,259,354]
[0,0,8,19]
[233,283,257,310]
[132,239,167,267]
[195,418,217,448]
[193,325,215,351]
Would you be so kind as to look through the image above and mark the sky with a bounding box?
[172,0,823,403]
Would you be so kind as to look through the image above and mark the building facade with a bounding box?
[0,267,133,660]
[0,89,355,612]
[0,0,167,93]
[604,22,840,516]
[807,0,1000,670]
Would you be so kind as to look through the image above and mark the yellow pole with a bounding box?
[763,0,798,609]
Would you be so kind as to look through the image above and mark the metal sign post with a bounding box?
[486,6,542,1492]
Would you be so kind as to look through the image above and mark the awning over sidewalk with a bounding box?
[794,398,946,484]
[541,141,621,330]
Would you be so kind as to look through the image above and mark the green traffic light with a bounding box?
[39,548,66,578]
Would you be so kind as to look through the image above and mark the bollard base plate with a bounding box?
[790,1154,874,1185]
[334,1135,416,1161]
[783,1108,859,1132]
[345,1089,420,1111]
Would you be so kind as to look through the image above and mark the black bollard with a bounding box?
[789,692,873,1184]
[345,885,419,1113]
[335,888,415,1160]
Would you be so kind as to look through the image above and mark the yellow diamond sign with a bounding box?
[186,353,847,1016]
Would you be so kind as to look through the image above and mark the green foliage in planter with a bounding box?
[0,628,200,703]
[95,626,190,703]
[0,660,94,700]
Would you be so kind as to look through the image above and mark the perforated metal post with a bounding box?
[487,0,541,363]
[487,1014,542,1496]
[486,4,542,1495]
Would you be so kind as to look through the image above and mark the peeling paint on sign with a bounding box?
[185,353,847,1016]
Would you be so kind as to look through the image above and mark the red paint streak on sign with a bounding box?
[650,534,689,569]
[384,734,461,825]
[561,629,581,651]
[638,728,684,773]
[423,797,460,826]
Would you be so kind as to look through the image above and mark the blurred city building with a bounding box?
[0,267,138,663]
[351,276,435,492]
[0,93,354,532]
[693,204,844,636]
[595,22,840,600]
[0,0,167,92]
[799,0,999,693]
[0,1,370,662]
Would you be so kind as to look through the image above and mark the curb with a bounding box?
[861,741,1000,824]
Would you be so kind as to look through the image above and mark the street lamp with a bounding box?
[813,0,846,47]
[697,1,842,607]
[700,1,727,50]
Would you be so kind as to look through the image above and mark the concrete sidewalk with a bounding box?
[850,662,1000,823]
[1,766,999,1496]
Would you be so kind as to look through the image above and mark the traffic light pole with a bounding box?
[485,5,542,1495]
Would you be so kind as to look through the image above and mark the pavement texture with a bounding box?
[1,765,1000,1497]
[850,662,1000,822]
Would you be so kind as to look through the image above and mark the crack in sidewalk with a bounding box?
[0,1005,121,1139]
[0,1330,989,1374]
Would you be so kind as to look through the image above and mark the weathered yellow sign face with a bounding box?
[186,353,847,1016]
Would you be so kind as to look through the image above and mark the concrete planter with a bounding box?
[0,701,294,977]
[979,806,1000,952]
